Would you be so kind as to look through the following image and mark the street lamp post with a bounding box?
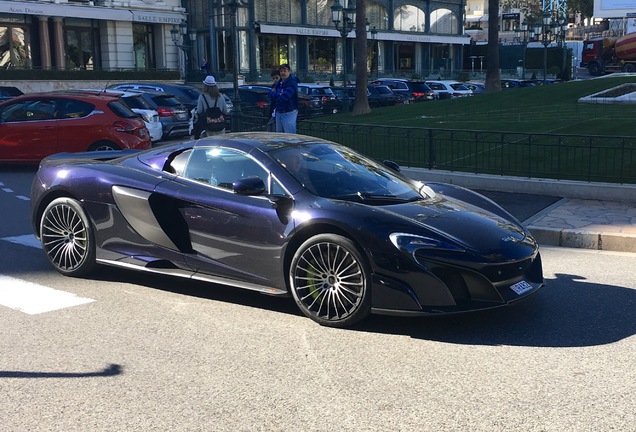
[223,0,247,132]
[514,18,535,79]
[170,19,195,82]
[534,9,567,84]
[370,26,378,79]
[331,0,356,113]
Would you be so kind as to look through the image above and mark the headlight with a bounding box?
[389,233,464,253]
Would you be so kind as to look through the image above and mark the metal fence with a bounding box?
[290,121,636,185]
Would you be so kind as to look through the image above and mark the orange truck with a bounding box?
[580,32,636,75]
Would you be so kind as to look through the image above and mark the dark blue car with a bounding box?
[30,133,543,327]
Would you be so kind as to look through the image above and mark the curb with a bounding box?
[402,169,636,253]
[527,227,636,253]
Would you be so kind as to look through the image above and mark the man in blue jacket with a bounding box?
[268,63,299,133]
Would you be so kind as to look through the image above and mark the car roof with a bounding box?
[373,78,408,82]
[12,91,121,102]
[121,88,176,97]
[78,88,148,98]
[298,84,331,88]
[191,132,334,153]
[426,80,462,84]
[114,82,192,89]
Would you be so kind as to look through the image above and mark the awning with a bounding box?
[465,15,488,23]
[259,24,471,45]
[0,1,185,23]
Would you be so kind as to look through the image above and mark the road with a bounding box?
[1,165,635,432]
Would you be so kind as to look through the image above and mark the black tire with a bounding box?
[40,197,97,277]
[289,234,371,327]
[88,141,121,152]
[622,63,636,73]
[588,62,603,76]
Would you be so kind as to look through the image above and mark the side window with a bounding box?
[182,148,270,192]
[1,99,59,122]
[59,99,94,119]
[1,101,30,122]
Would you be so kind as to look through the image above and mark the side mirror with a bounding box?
[383,160,401,172]
[233,176,266,195]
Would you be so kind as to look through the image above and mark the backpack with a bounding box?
[202,95,225,132]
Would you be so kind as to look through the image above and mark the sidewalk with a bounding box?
[523,198,636,253]
[402,168,636,253]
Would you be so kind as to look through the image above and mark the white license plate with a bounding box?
[510,280,533,295]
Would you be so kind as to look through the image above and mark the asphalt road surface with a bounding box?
[1,165,635,432]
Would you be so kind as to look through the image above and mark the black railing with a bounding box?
[296,121,636,184]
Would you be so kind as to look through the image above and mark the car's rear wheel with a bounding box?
[290,234,371,327]
[40,198,97,277]
[622,63,636,73]
[88,141,121,152]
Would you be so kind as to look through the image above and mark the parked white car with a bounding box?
[425,80,473,99]
[79,88,163,143]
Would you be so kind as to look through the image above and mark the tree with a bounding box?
[485,0,501,93]
[352,0,371,115]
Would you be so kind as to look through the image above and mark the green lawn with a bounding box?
[319,75,636,137]
[298,76,636,183]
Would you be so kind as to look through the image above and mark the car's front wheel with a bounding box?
[40,197,97,277]
[289,234,371,327]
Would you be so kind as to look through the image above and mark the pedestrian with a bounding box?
[200,57,209,74]
[194,75,228,138]
[267,69,280,132]
[268,63,299,134]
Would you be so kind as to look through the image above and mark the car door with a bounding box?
[0,97,59,161]
[156,147,293,290]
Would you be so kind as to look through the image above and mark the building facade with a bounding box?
[1,0,470,82]
[0,0,186,71]
[185,0,470,82]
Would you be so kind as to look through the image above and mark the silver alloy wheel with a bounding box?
[41,199,93,275]
[88,141,120,152]
[291,238,367,324]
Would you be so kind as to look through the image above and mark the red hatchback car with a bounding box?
[0,91,151,162]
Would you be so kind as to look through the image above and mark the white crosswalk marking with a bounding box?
[0,275,95,315]
[1,235,94,314]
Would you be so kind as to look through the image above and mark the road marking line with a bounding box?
[16,195,29,201]
[0,275,95,315]
[2,234,41,249]
[2,187,13,193]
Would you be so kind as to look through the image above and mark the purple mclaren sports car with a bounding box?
[30,132,543,327]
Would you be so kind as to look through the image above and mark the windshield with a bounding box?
[270,144,425,203]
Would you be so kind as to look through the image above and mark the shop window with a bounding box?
[367,4,389,30]
[430,8,459,34]
[258,34,291,72]
[308,37,335,73]
[133,24,155,70]
[394,5,425,32]
[255,0,301,24]
[0,26,30,68]
[307,0,335,26]
[65,22,99,70]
